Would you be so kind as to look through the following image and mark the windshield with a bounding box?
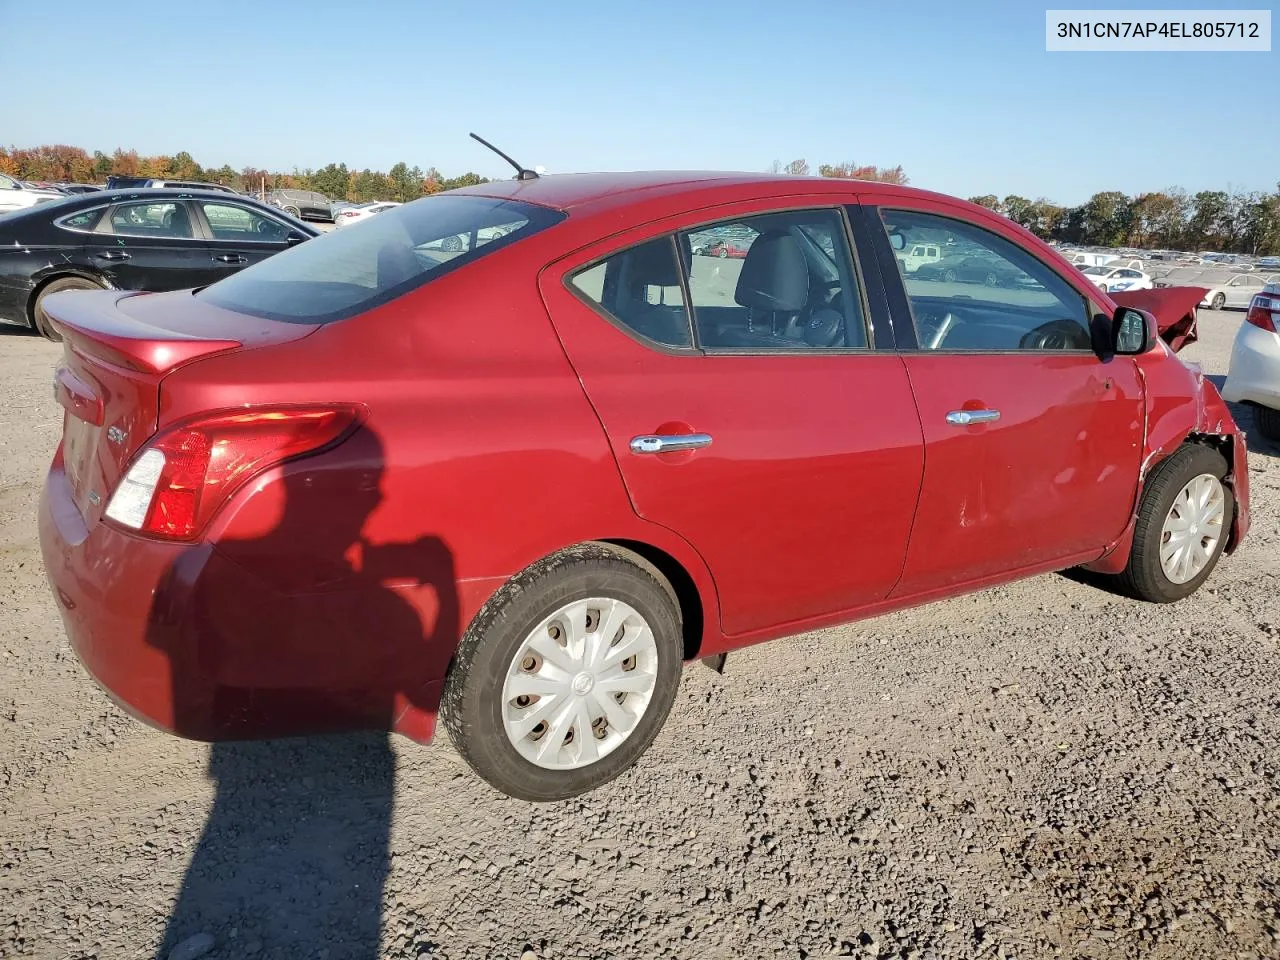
[1081,266,1111,275]
[197,194,564,324]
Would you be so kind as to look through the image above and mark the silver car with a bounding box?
[1200,272,1271,310]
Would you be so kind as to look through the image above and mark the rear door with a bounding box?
[865,197,1144,595]
[190,198,295,278]
[541,198,925,638]
[86,199,214,291]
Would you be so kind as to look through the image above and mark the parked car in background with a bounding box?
[1080,264,1154,293]
[0,173,64,214]
[898,241,943,273]
[36,173,1248,801]
[916,254,1022,287]
[1222,283,1280,441]
[1258,256,1280,270]
[101,176,237,194]
[1199,272,1270,310]
[265,189,333,223]
[333,201,401,228]
[705,237,751,258]
[0,189,317,340]
[55,183,103,195]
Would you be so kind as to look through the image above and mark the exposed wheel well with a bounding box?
[598,539,705,661]
[26,272,106,326]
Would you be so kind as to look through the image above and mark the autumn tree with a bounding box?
[819,162,907,184]
[968,195,1001,213]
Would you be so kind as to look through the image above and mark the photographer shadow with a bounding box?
[148,426,457,959]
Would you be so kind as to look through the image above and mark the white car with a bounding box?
[0,172,63,214]
[333,201,402,228]
[1221,283,1280,441]
[1200,272,1270,310]
[1080,264,1153,293]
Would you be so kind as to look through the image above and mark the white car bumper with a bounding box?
[1222,320,1280,410]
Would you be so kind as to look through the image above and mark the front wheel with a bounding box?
[283,205,301,218]
[718,248,728,259]
[441,544,684,801]
[1210,293,1226,310]
[1117,444,1232,603]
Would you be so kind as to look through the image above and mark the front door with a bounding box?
[541,201,925,638]
[87,199,212,291]
[190,198,294,280]
[868,200,1144,596]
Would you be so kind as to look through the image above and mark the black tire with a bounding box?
[943,268,957,282]
[32,277,101,341]
[441,543,683,801]
[984,272,998,286]
[1210,293,1225,310]
[1255,405,1280,442]
[441,235,462,253]
[718,248,728,258]
[1117,444,1232,603]
[284,205,301,218]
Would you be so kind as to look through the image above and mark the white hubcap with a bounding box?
[1160,473,1225,584]
[501,597,659,771]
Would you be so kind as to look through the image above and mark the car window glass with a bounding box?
[60,209,102,230]
[570,237,691,348]
[108,201,194,239]
[0,174,17,190]
[881,209,1092,351]
[679,209,867,350]
[198,195,562,325]
[200,201,288,242]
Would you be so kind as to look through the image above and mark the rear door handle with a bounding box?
[93,251,131,261]
[630,433,713,454]
[946,409,1001,426]
[213,253,248,264]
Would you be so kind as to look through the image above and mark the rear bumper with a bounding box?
[39,464,443,744]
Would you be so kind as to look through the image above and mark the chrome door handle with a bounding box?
[93,251,131,261]
[630,433,713,454]
[946,409,1001,426]
[213,253,248,264]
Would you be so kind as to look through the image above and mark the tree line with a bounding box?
[0,144,491,203]
[7,144,1277,254]
[966,189,1280,255]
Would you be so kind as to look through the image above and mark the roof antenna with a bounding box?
[469,132,539,180]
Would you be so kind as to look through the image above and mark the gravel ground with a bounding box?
[1,310,1278,960]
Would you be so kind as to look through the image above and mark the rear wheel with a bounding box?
[283,205,301,218]
[441,235,463,252]
[718,248,728,258]
[441,544,684,801]
[1210,293,1226,310]
[1118,445,1232,603]
[943,268,957,282]
[1255,404,1280,442]
[32,277,101,341]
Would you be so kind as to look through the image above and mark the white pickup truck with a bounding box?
[0,173,62,215]
[897,242,943,273]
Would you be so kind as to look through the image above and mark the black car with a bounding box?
[0,188,317,340]
[916,254,1023,287]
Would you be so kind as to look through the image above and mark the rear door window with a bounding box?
[107,201,195,239]
[197,195,564,324]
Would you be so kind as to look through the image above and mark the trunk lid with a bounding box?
[46,287,315,524]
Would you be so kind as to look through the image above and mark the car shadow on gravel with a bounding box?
[148,426,458,960]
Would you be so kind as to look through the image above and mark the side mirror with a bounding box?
[887,231,906,251]
[1113,307,1156,355]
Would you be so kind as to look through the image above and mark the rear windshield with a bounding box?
[196,195,564,324]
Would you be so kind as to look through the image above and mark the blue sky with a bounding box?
[2,0,1274,205]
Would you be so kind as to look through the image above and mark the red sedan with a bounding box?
[39,172,1250,801]
[705,238,751,259]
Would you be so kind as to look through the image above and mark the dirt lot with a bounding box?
[1,310,1278,960]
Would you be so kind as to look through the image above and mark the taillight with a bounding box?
[1245,294,1280,333]
[104,405,363,540]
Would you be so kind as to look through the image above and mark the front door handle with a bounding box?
[946,409,1001,426]
[213,253,248,264]
[630,433,713,454]
[93,251,131,261]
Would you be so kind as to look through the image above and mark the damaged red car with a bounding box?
[38,173,1249,801]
